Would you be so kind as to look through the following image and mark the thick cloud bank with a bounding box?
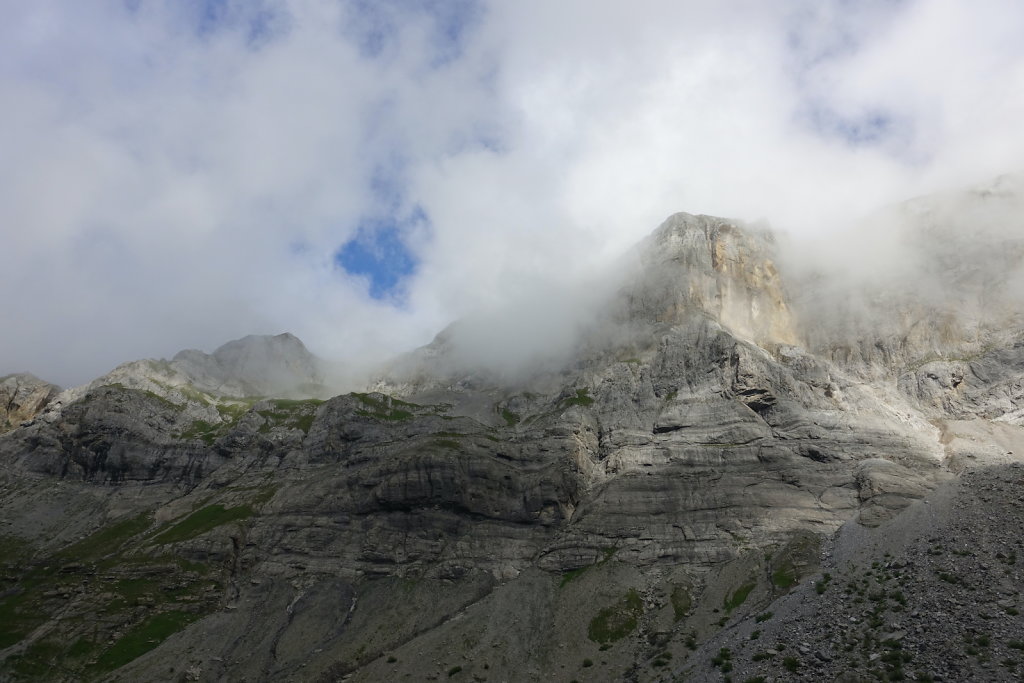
[3,1,1024,385]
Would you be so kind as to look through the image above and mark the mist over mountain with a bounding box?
[1,176,1023,681]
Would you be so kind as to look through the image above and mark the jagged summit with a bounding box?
[173,332,325,398]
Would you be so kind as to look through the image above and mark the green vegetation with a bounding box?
[771,565,796,589]
[353,393,414,421]
[588,589,643,644]
[767,532,820,595]
[500,408,520,426]
[724,582,755,612]
[56,512,153,562]
[177,398,260,443]
[91,611,201,674]
[152,504,255,545]
[671,584,692,621]
[711,647,733,672]
[559,547,617,587]
[258,398,324,433]
[8,638,66,678]
[0,509,224,679]
[782,655,801,672]
[559,565,590,587]
[755,611,773,623]
[447,665,463,676]
[180,419,221,444]
[563,388,595,407]
[582,659,593,668]
[0,534,34,565]
[0,515,153,649]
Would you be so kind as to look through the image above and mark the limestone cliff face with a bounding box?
[626,213,800,347]
[1,183,1023,682]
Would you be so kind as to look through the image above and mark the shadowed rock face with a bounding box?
[1,182,1023,681]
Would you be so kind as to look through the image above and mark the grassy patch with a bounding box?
[588,589,643,644]
[559,565,590,587]
[563,388,595,408]
[560,547,618,587]
[671,584,692,621]
[91,610,201,674]
[771,565,796,589]
[180,420,220,445]
[353,393,416,422]
[724,582,755,612]
[9,638,65,678]
[257,398,324,433]
[153,504,254,545]
[0,534,34,565]
[500,408,520,426]
[56,512,153,562]
[216,401,252,420]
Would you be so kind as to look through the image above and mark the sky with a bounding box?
[3,0,1024,387]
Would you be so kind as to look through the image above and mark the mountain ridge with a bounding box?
[0,178,1022,681]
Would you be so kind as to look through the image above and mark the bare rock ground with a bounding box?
[680,423,1024,683]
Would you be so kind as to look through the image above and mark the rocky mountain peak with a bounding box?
[627,212,799,347]
[174,332,324,398]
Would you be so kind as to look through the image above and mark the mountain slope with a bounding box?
[1,180,1023,681]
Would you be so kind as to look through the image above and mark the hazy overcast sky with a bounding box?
[3,0,1024,386]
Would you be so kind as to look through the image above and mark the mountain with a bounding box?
[1,178,1022,682]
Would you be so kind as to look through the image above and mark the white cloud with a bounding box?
[2,0,1024,386]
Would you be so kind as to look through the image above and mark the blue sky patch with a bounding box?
[335,210,425,300]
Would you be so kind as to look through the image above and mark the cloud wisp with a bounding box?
[3,1,1024,386]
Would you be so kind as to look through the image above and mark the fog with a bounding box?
[3,2,1024,387]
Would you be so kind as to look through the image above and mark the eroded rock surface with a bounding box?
[0,373,59,433]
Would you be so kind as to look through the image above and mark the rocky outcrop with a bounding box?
[0,373,59,433]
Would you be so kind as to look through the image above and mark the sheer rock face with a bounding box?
[1,185,1023,681]
[0,373,60,433]
[626,213,800,347]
